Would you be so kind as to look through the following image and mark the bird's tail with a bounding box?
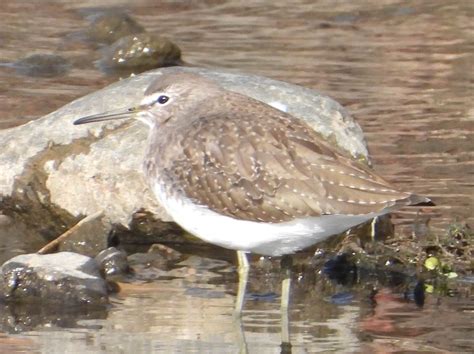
[384,193,434,213]
[404,194,435,206]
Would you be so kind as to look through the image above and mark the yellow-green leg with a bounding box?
[234,250,250,315]
[280,255,292,351]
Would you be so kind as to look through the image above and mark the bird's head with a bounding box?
[73,72,222,128]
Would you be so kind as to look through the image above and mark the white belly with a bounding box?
[152,182,379,256]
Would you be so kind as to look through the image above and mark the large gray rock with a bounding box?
[0,252,108,305]
[0,67,369,241]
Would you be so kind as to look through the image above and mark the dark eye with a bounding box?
[157,95,169,104]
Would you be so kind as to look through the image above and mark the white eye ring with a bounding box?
[140,92,172,106]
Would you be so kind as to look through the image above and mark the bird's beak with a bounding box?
[73,106,139,125]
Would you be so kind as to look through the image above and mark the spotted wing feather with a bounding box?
[158,94,417,223]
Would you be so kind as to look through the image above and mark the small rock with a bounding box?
[148,243,182,261]
[98,33,182,74]
[95,247,130,277]
[127,251,167,269]
[0,252,108,305]
[56,211,113,257]
[86,11,145,45]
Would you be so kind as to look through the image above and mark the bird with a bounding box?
[73,72,430,315]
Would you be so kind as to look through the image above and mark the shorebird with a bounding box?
[74,72,430,315]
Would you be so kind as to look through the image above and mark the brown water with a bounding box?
[0,0,473,353]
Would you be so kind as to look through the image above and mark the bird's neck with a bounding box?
[142,119,183,184]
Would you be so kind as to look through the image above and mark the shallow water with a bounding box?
[0,0,473,353]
